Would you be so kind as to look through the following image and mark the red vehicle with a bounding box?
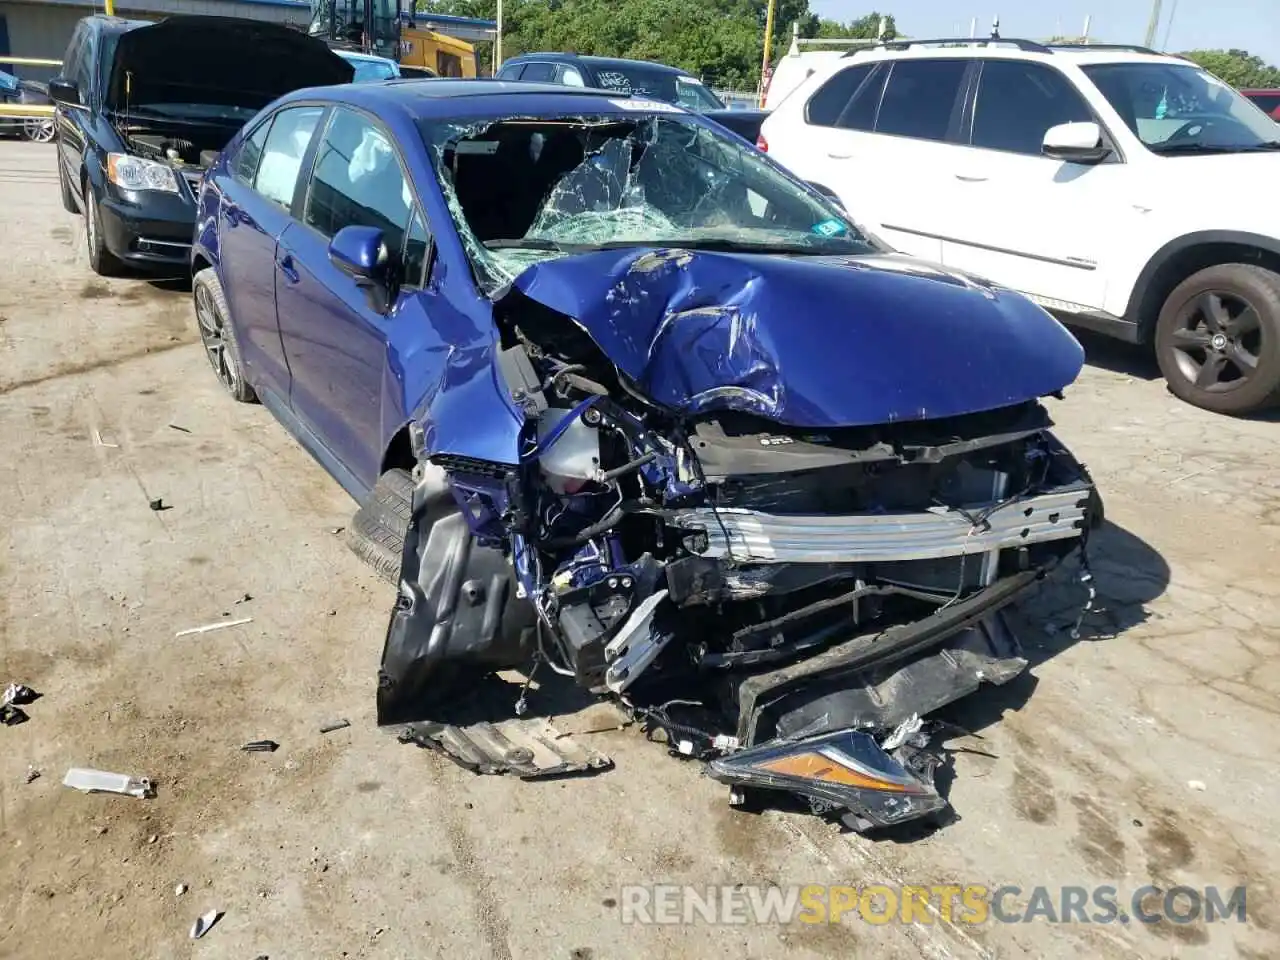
[1241,88,1280,119]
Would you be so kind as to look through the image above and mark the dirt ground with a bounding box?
[1,137,1278,960]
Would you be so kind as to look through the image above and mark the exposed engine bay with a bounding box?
[378,114,1101,833]
[121,120,233,173]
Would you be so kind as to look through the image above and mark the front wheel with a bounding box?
[23,118,55,143]
[193,267,257,404]
[83,182,125,276]
[1154,263,1280,415]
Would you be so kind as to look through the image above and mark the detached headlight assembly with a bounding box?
[106,153,179,194]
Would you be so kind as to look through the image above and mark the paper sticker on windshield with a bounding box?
[812,218,848,237]
[608,98,682,113]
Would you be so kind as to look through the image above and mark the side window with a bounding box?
[520,62,557,83]
[436,51,463,78]
[403,209,432,286]
[497,63,521,80]
[71,26,92,95]
[303,108,413,259]
[971,61,1094,155]
[560,65,585,87]
[233,118,273,185]
[805,64,875,127]
[253,105,325,209]
[875,59,968,142]
[61,26,85,91]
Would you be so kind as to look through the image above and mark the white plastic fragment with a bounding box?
[174,884,188,897]
[63,767,154,798]
[881,713,923,752]
[175,617,253,638]
[1188,780,1207,792]
[190,909,221,939]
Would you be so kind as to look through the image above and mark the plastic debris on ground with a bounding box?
[398,717,613,780]
[2,682,37,725]
[190,909,222,940]
[63,767,155,799]
[319,719,350,734]
[241,740,280,753]
[174,617,253,638]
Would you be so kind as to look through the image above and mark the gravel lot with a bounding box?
[1,138,1278,960]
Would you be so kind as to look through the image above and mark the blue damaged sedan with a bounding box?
[192,79,1101,833]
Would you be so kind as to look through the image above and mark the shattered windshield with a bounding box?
[419,113,875,292]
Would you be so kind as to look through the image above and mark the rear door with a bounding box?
[937,59,1127,312]
[275,106,433,493]
[216,104,326,401]
[855,58,974,262]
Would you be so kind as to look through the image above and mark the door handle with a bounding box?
[277,254,300,285]
[954,174,988,183]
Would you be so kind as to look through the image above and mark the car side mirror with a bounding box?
[1042,121,1110,164]
[328,225,397,313]
[48,78,82,108]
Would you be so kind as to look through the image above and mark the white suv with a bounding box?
[762,38,1280,415]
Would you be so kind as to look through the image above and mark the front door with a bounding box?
[275,106,427,492]
[937,59,1130,312]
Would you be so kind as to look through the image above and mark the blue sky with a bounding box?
[809,0,1280,65]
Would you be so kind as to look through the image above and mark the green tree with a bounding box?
[417,0,894,88]
[1178,48,1280,88]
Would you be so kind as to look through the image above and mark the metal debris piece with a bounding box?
[93,429,119,448]
[881,713,924,752]
[2,682,36,707]
[63,767,155,799]
[148,497,167,511]
[1,705,28,726]
[24,767,40,784]
[190,909,222,940]
[233,593,253,605]
[168,423,192,433]
[241,740,279,753]
[398,718,613,780]
[319,719,351,734]
[174,617,253,638]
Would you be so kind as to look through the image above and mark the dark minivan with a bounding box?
[49,15,352,275]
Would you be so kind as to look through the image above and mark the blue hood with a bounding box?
[508,248,1085,428]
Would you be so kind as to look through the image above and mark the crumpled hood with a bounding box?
[508,248,1085,427]
[106,16,353,112]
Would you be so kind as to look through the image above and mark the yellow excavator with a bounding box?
[308,0,491,78]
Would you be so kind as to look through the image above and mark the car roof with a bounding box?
[844,43,1194,70]
[335,49,395,64]
[284,79,696,120]
[85,14,152,35]
[505,53,693,75]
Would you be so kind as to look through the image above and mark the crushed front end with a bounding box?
[378,111,1100,831]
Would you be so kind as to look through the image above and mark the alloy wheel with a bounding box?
[195,283,238,392]
[1168,290,1263,393]
[24,119,55,143]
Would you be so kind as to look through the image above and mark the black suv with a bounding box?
[496,53,768,145]
[49,15,351,275]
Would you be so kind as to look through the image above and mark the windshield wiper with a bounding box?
[483,238,564,251]
[1150,141,1280,155]
[589,237,845,256]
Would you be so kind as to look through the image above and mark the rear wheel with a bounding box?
[347,468,414,584]
[57,157,77,213]
[1155,263,1280,415]
[23,118,55,143]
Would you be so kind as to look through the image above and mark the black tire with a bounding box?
[82,179,126,276]
[347,468,413,584]
[192,266,257,403]
[1155,263,1280,415]
[57,157,78,214]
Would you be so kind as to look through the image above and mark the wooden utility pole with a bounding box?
[1144,0,1164,47]
[760,0,777,96]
